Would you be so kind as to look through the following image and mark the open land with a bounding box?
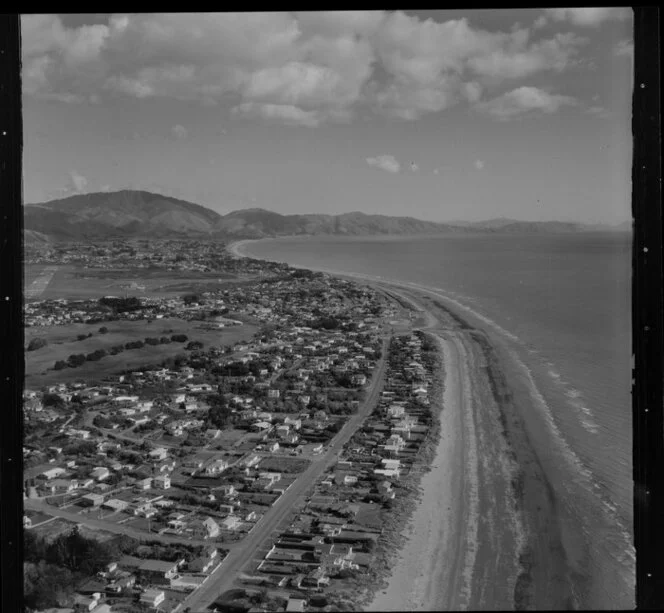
[25,318,258,388]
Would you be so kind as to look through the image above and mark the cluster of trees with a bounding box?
[54,333,192,370]
[98,296,144,313]
[76,332,94,341]
[24,528,120,610]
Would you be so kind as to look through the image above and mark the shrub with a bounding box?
[159,336,171,344]
[27,337,48,351]
[53,360,67,370]
[98,326,108,334]
[171,334,188,343]
[144,337,160,346]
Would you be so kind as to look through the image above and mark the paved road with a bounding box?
[179,335,390,612]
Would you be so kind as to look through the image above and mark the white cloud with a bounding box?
[172,124,188,139]
[433,168,440,175]
[474,159,485,170]
[101,184,111,192]
[366,154,401,173]
[21,12,591,125]
[587,105,610,118]
[475,86,577,120]
[542,8,631,27]
[68,171,88,193]
[614,39,634,58]
[232,102,323,127]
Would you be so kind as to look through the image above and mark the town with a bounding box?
[23,240,444,613]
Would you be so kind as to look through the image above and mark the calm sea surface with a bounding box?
[240,232,633,606]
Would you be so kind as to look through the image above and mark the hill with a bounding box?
[22,190,624,242]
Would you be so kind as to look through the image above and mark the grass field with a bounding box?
[25,318,258,388]
[24,264,253,301]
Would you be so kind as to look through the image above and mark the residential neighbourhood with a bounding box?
[23,239,440,613]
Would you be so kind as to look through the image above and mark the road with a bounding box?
[23,498,211,546]
[179,335,390,612]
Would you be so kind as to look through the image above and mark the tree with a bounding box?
[67,353,86,367]
[185,340,204,351]
[42,393,65,409]
[99,326,109,334]
[171,334,188,343]
[27,337,48,351]
[53,360,67,370]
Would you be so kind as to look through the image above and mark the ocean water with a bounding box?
[239,232,633,608]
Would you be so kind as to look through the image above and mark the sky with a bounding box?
[21,9,634,224]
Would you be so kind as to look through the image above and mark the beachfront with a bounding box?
[227,239,598,611]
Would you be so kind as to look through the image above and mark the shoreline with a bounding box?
[223,237,614,610]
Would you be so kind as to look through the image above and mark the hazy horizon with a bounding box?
[22,10,633,225]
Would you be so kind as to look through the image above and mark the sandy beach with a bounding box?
[226,239,592,611]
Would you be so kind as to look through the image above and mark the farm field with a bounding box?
[24,264,254,302]
[24,318,258,388]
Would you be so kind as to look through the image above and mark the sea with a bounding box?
[236,231,633,609]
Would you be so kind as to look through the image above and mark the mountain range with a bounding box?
[23,190,630,243]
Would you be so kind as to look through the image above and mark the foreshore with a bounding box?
[225,238,580,611]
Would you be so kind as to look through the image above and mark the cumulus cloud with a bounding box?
[101,184,111,192]
[587,105,610,118]
[614,39,634,58]
[542,8,631,27]
[474,159,485,170]
[232,102,323,127]
[433,168,440,175]
[21,12,589,125]
[172,124,188,139]
[68,171,88,193]
[367,154,401,173]
[475,86,577,120]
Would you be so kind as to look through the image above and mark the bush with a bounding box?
[144,337,160,346]
[67,353,86,368]
[185,340,204,351]
[124,340,145,350]
[42,393,65,409]
[159,336,171,344]
[171,334,188,343]
[53,360,67,371]
[98,326,108,334]
[27,337,48,351]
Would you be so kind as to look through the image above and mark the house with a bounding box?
[73,592,102,611]
[266,441,280,452]
[153,475,171,490]
[189,555,215,573]
[267,389,280,399]
[80,493,104,507]
[134,477,152,490]
[203,458,228,476]
[205,429,222,440]
[138,559,179,584]
[286,598,307,612]
[139,588,165,607]
[148,447,169,461]
[218,484,237,497]
[284,417,302,430]
[49,478,79,493]
[102,499,129,513]
[39,467,66,481]
[243,454,261,468]
[221,515,241,531]
[191,517,220,539]
[90,467,110,481]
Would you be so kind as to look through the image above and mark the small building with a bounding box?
[139,588,165,608]
[286,597,307,612]
[80,493,104,508]
[90,467,110,481]
[102,498,129,513]
[153,475,171,490]
[138,559,179,584]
